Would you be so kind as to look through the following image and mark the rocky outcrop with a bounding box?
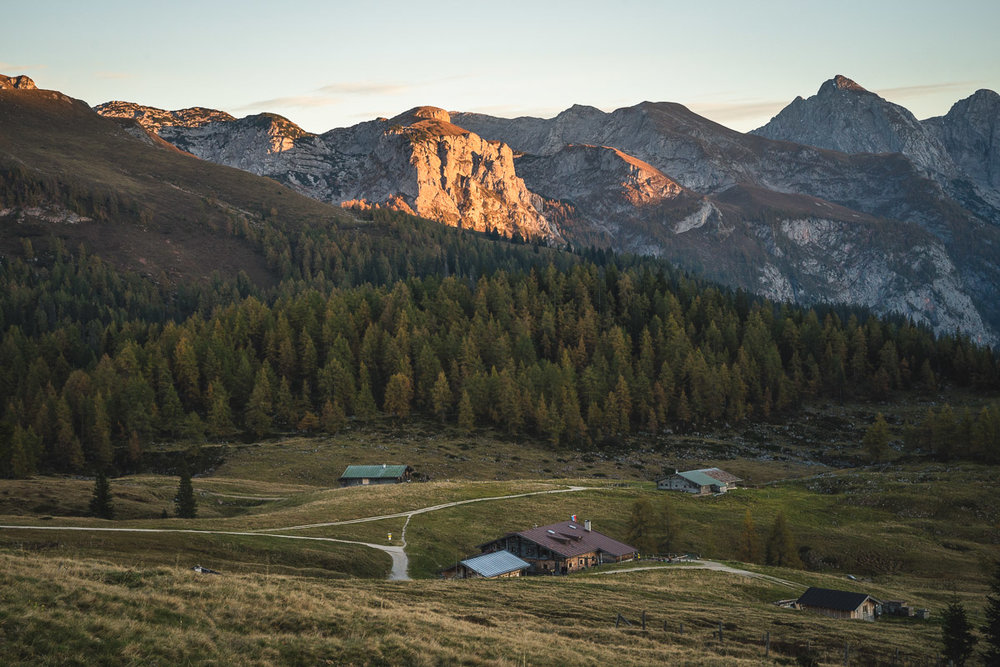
[924,89,1000,202]
[0,74,38,90]
[751,75,956,177]
[95,103,557,240]
[0,74,37,90]
[94,101,235,132]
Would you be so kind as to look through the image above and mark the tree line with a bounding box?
[1,233,997,476]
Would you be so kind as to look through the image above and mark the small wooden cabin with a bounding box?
[657,468,741,494]
[441,550,530,580]
[338,464,413,487]
[796,587,880,621]
[478,520,637,575]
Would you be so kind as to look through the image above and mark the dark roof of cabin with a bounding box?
[485,520,637,558]
[797,587,875,611]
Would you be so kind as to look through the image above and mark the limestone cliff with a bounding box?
[95,103,557,241]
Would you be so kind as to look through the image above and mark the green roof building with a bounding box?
[338,464,413,487]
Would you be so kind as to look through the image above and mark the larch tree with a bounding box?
[736,509,761,563]
[863,412,891,462]
[765,511,803,569]
[626,497,658,556]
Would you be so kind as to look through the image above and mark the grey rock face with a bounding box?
[925,89,1000,202]
[751,75,955,177]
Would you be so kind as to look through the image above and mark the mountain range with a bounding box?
[4,73,998,343]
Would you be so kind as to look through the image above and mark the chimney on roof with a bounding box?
[584,519,591,532]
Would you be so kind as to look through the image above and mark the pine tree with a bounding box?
[431,371,452,423]
[941,598,977,666]
[321,399,346,433]
[457,389,475,432]
[765,511,803,569]
[660,498,683,555]
[383,372,413,418]
[627,498,658,556]
[982,560,1000,666]
[88,470,114,519]
[863,412,891,462]
[736,509,761,563]
[174,465,197,519]
[89,393,113,469]
[206,382,235,438]
[354,365,378,421]
[245,365,274,437]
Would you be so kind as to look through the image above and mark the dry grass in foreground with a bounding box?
[0,551,947,666]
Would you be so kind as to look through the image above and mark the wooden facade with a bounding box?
[796,587,879,621]
[478,520,637,575]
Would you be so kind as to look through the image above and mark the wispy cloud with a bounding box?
[687,100,788,125]
[316,82,408,96]
[875,81,979,100]
[237,80,411,112]
[235,95,342,111]
[0,62,46,71]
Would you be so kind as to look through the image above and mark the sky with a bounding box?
[5,0,1000,134]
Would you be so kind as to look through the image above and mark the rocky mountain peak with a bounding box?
[0,74,37,90]
[390,106,452,125]
[753,75,953,176]
[827,74,868,93]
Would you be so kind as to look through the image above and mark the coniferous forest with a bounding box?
[1,207,998,478]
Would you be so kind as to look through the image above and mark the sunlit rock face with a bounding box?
[0,74,36,90]
[96,103,556,241]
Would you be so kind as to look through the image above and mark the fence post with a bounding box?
[679,622,684,635]
[718,621,724,642]
[641,611,646,631]
[844,642,849,666]
[765,631,770,657]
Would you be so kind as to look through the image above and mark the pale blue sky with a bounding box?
[6,0,999,133]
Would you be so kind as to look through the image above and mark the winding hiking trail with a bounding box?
[0,484,593,582]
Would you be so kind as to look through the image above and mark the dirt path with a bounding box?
[596,560,802,589]
[271,485,593,532]
[0,484,595,582]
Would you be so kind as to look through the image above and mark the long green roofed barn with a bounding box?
[338,464,413,487]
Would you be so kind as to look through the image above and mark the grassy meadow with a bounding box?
[2,416,999,664]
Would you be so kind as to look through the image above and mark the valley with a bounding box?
[2,408,998,663]
[2,68,999,665]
